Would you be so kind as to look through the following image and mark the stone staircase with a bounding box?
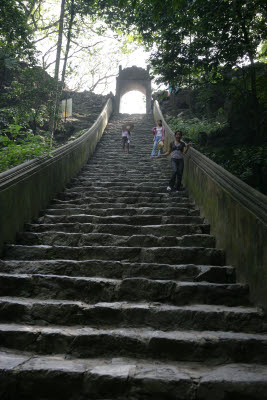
[0,113,266,400]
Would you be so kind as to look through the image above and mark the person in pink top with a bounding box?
[151,119,165,157]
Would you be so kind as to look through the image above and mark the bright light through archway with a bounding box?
[120,91,146,114]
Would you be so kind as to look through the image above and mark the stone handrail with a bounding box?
[0,98,113,254]
[154,100,267,310]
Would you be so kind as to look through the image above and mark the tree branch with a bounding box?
[33,30,58,44]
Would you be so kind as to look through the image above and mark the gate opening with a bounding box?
[119,91,146,114]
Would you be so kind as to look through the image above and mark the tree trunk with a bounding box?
[235,3,261,143]
[49,0,66,145]
[235,3,258,101]
[54,0,66,82]
[61,0,75,87]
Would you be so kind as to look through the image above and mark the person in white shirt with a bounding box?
[121,125,131,154]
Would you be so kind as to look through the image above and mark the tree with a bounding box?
[0,0,36,83]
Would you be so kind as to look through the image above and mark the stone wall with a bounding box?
[0,99,113,254]
[154,100,267,310]
[60,90,112,141]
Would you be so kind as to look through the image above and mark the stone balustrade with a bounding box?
[154,100,267,310]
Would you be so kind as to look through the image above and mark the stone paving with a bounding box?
[0,113,266,399]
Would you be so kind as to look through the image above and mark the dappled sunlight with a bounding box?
[120,91,146,114]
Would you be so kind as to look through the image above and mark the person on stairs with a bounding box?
[151,120,165,157]
[155,130,192,191]
[122,125,131,154]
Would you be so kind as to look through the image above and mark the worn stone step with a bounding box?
[75,174,171,180]
[1,324,267,364]
[85,161,169,167]
[0,260,235,283]
[58,191,189,202]
[0,351,267,400]
[70,176,171,182]
[50,201,195,210]
[42,207,200,217]
[88,160,164,164]
[84,160,167,165]
[76,178,172,185]
[92,147,165,151]
[37,214,204,226]
[0,273,248,306]
[24,222,210,236]
[93,145,157,149]
[68,181,175,189]
[54,194,192,205]
[64,186,189,195]
[16,232,215,248]
[0,298,264,333]
[4,244,224,266]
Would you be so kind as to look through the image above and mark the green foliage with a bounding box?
[95,0,266,94]
[258,41,267,63]
[200,145,267,193]
[0,64,57,172]
[67,128,86,142]
[0,131,52,172]
[0,0,35,63]
[166,115,228,142]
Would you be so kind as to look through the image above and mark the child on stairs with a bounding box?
[121,125,131,154]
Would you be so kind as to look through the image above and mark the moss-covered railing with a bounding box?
[0,99,113,255]
[154,100,267,310]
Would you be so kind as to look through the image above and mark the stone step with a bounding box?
[42,207,200,217]
[4,244,224,266]
[69,178,172,185]
[0,297,264,333]
[71,176,172,182]
[0,260,235,283]
[76,177,172,184]
[1,350,267,400]
[1,324,267,364]
[60,190,189,200]
[55,194,191,204]
[0,273,248,306]
[88,147,162,152]
[70,178,172,185]
[86,154,166,159]
[94,141,154,145]
[74,173,171,180]
[83,166,170,172]
[88,151,165,155]
[25,222,210,236]
[64,186,189,195]
[89,155,162,160]
[50,201,195,210]
[87,151,167,156]
[36,214,204,226]
[16,232,215,249]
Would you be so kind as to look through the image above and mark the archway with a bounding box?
[119,90,146,114]
[115,65,152,114]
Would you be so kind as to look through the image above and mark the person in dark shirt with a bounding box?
[155,130,192,191]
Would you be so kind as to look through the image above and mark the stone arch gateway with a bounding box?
[114,65,152,114]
